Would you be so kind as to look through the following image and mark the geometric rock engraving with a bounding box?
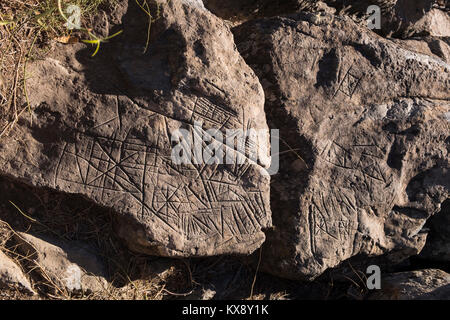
[334,66,362,98]
[0,0,271,257]
[56,128,269,243]
[235,11,449,280]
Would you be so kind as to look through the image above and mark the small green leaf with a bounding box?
[81,39,100,44]
[104,29,123,41]
[81,30,123,57]
[92,42,101,57]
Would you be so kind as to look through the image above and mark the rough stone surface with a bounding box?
[391,37,450,63]
[0,250,35,294]
[0,0,272,257]
[14,232,108,294]
[326,0,450,38]
[203,0,320,22]
[411,8,450,37]
[420,199,450,261]
[205,1,450,38]
[0,0,448,288]
[234,12,449,280]
[369,269,450,300]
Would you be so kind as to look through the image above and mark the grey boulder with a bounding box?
[0,0,272,257]
[234,12,449,280]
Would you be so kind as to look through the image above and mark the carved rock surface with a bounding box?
[369,269,450,300]
[0,0,271,257]
[234,13,449,280]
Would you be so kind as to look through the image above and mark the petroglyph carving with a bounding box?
[334,66,363,98]
[0,0,271,257]
[53,106,270,250]
[235,11,449,281]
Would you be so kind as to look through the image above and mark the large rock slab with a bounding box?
[234,12,449,280]
[0,0,272,257]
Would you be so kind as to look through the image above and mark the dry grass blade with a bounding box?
[135,0,164,54]
[0,0,117,136]
[249,247,263,300]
